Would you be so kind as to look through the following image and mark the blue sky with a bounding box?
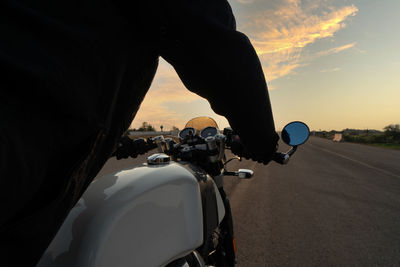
[131,0,400,131]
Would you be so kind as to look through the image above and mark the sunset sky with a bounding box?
[131,0,400,132]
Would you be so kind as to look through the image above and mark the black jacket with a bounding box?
[0,0,278,265]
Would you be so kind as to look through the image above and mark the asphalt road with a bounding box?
[96,137,400,266]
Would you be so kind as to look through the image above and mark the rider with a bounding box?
[0,0,279,265]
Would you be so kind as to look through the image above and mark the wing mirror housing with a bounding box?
[281,121,310,147]
[273,121,310,165]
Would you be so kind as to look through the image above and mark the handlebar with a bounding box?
[227,132,297,165]
[113,132,297,165]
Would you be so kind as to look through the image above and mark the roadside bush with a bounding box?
[370,134,387,144]
[343,134,388,144]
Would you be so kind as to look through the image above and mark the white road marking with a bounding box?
[309,144,400,179]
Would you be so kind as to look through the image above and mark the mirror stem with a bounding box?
[287,146,297,156]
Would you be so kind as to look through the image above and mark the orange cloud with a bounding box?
[241,1,358,81]
[131,1,359,129]
[317,42,356,56]
[131,104,184,130]
[131,59,203,130]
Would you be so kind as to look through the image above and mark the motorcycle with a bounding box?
[37,117,310,267]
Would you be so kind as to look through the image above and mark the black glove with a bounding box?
[230,134,277,165]
[115,136,134,160]
[115,137,153,160]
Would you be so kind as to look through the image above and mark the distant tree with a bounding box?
[384,124,400,133]
[384,124,400,142]
[137,122,155,132]
[160,125,163,132]
[171,126,180,131]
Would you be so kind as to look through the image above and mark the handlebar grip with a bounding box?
[273,152,290,165]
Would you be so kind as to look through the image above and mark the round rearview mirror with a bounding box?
[281,121,310,146]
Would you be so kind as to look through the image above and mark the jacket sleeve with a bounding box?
[159,0,279,162]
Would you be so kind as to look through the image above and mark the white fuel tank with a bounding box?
[37,161,206,267]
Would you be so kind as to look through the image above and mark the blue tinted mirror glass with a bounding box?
[281,122,310,146]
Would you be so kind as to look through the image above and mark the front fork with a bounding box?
[217,187,237,266]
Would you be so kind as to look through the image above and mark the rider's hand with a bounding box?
[230,134,278,165]
[115,136,157,160]
[115,136,134,160]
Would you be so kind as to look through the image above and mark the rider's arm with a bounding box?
[159,0,279,163]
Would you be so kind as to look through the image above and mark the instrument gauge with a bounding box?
[179,127,196,140]
[200,127,219,139]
